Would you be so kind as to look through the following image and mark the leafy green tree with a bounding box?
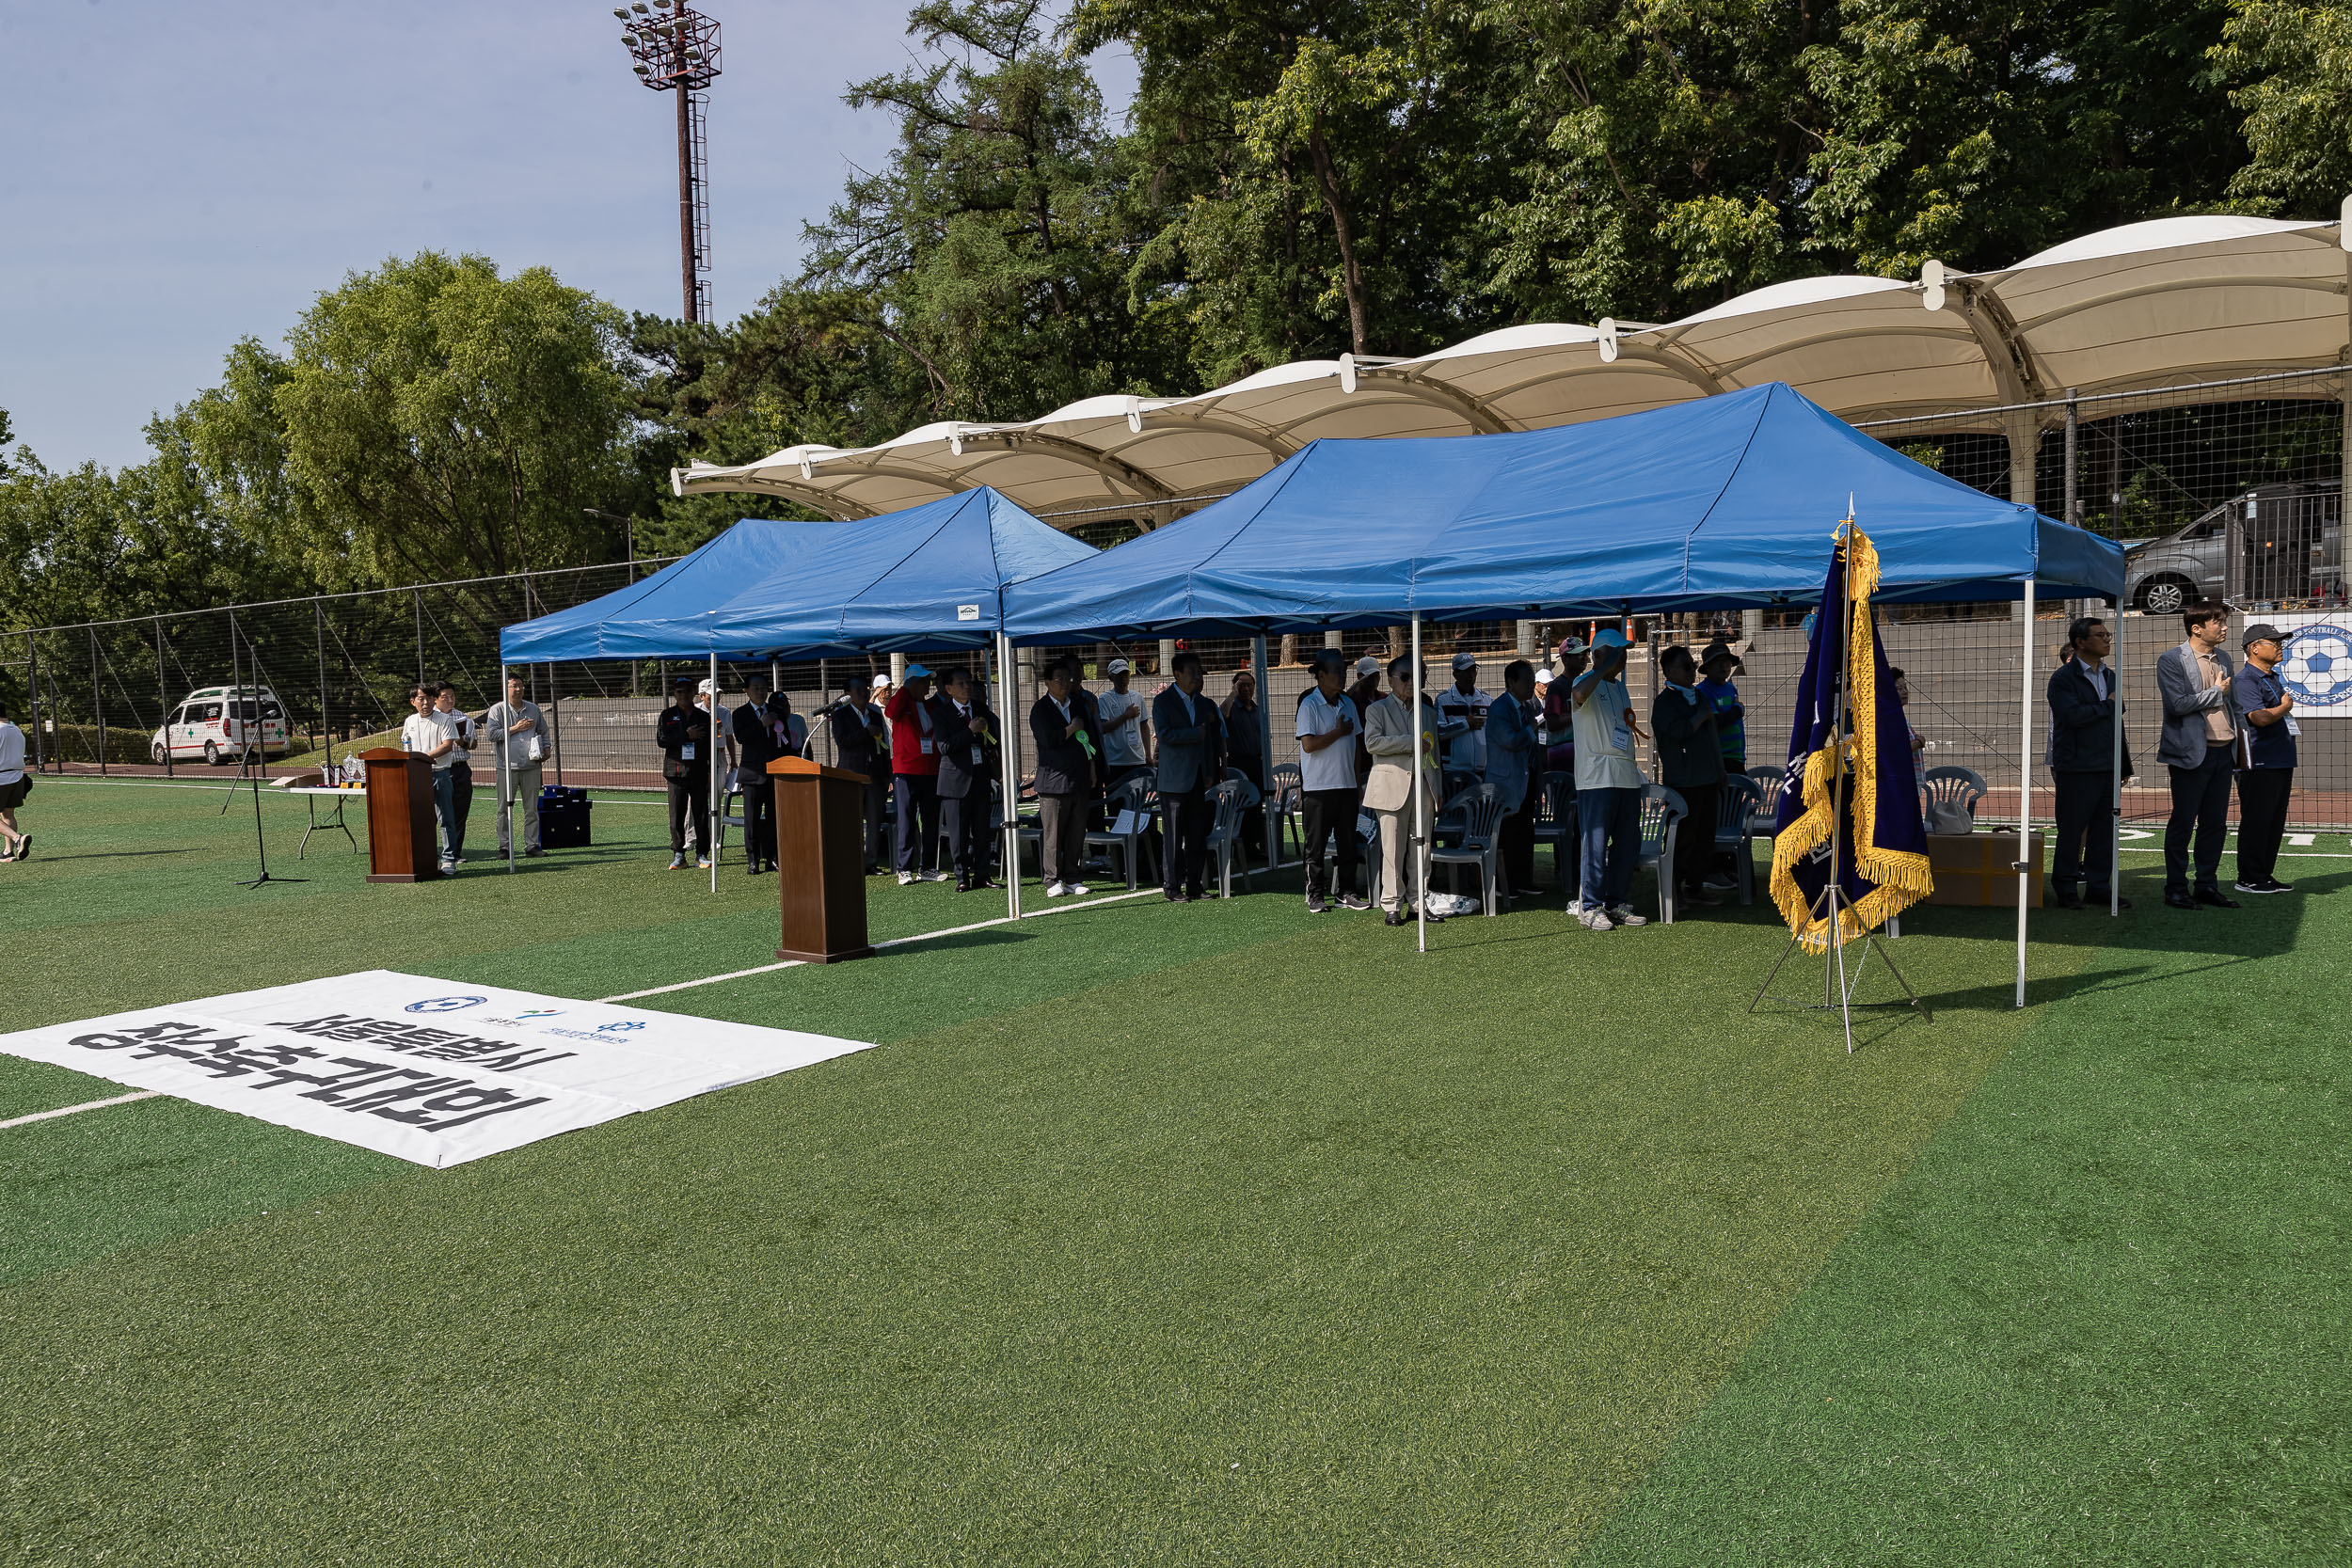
[1077,0,1521,380]
[2217,0,2352,213]
[187,252,641,591]
[800,1,1176,423]
[1801,0,2246,277]
[1475,0,1820,322]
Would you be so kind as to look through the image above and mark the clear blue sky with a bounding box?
[0,1,1135,471]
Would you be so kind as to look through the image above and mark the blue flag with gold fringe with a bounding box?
[1770,525,1932,950]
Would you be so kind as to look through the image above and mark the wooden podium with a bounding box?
[360,747,440,882]
[770,757,873,963]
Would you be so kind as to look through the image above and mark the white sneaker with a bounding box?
[898,871,915,885]
[921,870,950,882]
[1578,907,1614,931]
[1045,881,1069,897]
[1607,903,1648,927]
[1065,882,1090,896]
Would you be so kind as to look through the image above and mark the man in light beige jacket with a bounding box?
[1362,655,1447,927]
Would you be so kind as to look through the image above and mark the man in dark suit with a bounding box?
[1029,660,1104,896]
[730,674,781,874]
[1152,649,1224,901]
[829,678,891,874]
[932,667,1000,892]
[2047,615,2134,910]
[654,675,711,871]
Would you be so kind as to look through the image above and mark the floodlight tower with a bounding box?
[615,0,723,323]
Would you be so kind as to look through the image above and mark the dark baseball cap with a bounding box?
[2243,623,2286,649]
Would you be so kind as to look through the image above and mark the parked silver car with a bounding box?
[2125,480,2342,614]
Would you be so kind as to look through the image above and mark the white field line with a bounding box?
[0,1090,162,1130]
[599,884,1168,1002]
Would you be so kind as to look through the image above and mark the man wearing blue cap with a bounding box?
[1569,626,1648,929]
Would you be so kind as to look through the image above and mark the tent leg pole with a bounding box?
[2110,597,2122,917]
[1412,611,1425,955]
[710,651,720,895]
[2017,578,2034,1006]
[1251,634,1272,867]
[999,632,1021,923]
[500,661,514,874]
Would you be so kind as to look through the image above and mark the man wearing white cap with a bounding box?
[1437,652,1491,780]
[884,664,947,883]
[1096,657,1154,795]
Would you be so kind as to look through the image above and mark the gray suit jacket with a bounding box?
[2154,640,2239,770]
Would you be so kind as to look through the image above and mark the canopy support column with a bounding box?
[709,651,720,895]
[2016,578,2034,1006]
[997,631,1023,923]
[2110,599,2123,918]
[1251,635,1272,865]
[499,660,515,875]
[1412,611,1426,956]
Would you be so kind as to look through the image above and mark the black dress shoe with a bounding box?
[1385,911,1405,926]
[2164,891,2201,911]
[2054,890,2084,910]
[2195,887,2240,909]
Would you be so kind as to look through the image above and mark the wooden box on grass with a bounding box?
[1924,831,2043,909]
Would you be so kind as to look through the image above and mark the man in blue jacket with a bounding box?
[2232,623,2298,895]
[1484,658,1543,904]
[1152,650,1224,901]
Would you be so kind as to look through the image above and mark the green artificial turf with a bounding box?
[1580,865,2352,1566]
[0,779,2342,1563]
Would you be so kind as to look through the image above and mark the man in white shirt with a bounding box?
[1436,652,1491,777]
[483,673,548,858]
[432,684,477,866]
[1295,649,1370,913]
[401,683,462,874]
[1569,627,1648,930]
[0,698,29,862]
[1095,657,1154,792]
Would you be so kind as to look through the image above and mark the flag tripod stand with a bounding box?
[1748,521,1928,1052]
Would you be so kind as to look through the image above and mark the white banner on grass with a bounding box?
[0,970,874,1168]
[2273,615,2352,718]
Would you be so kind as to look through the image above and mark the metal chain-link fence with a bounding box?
[8,371,2348,826]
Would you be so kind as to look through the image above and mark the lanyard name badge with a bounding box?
[1607,684,1633,755]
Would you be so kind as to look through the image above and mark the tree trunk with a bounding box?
[1307,117,1369,357]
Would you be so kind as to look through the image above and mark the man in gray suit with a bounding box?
[2153,599,2242,911]
[1152,650,1223,901]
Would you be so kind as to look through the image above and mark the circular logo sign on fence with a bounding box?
[2280,624,2352,710]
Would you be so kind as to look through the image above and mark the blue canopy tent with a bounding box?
[998,383,2121,637]
[496,487,1094,903]
[502,487,1095,662]
[1000,384,2125,987]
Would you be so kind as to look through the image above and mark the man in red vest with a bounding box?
[883,665,946,884]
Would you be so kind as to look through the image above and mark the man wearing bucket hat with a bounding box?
[1695,641,1747,776]
[1569,626,1648,930]
[885,664,947,883]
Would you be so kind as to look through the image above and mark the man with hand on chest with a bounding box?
[931,667,1001,893]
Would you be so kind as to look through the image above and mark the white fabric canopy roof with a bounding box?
[675,211,2351,520]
